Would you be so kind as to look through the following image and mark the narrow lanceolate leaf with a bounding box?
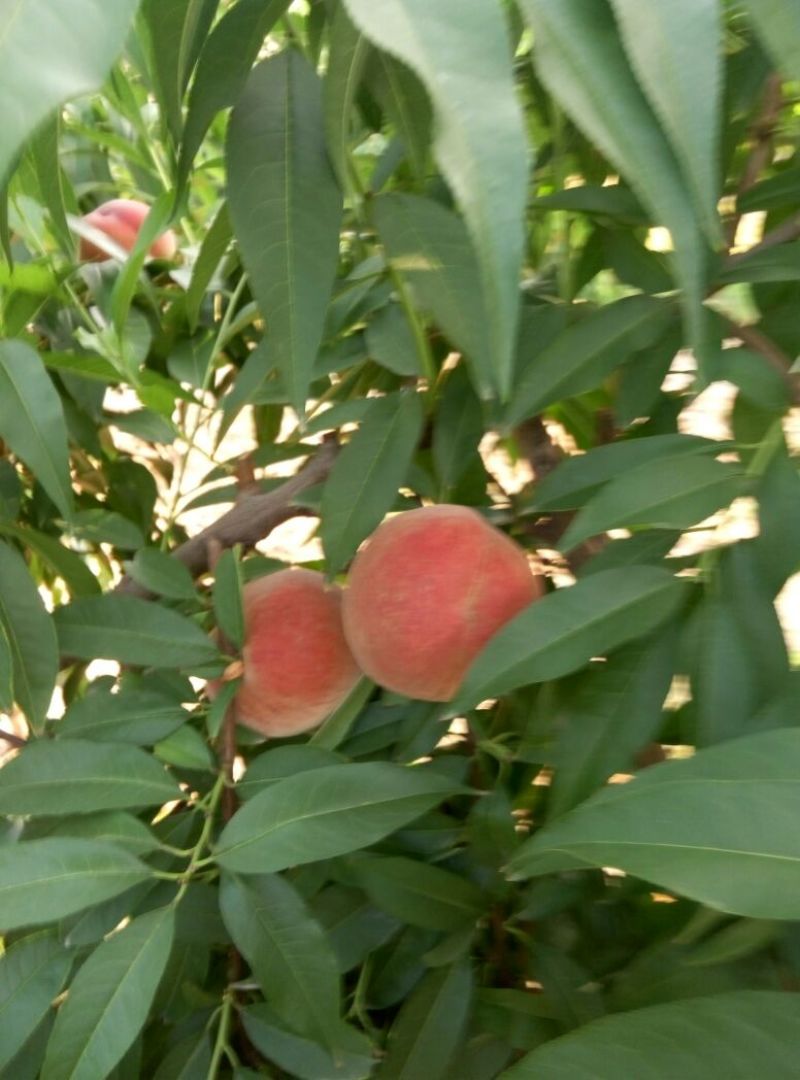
[177,0,291,190]
[743,0,800,80]
[0,740,181,817]
[558,455,745,553]
[506,295,672,426]
[378,961,473,1080]
[368,53,432,182]
[0,839,152,932]
[0,341,73,520]
[220,874,343,1049]
[126,547,197,601]
[324,4,370,191]
[519,0,708,347]
[321,392,424,574]
[0,0,140,186]
[344,0,528,400]
[0,934,72,1072]
[502,991,800,1079]
[241,1004,375,1080]
[352,856,486,932]
[610,0,722,244]
[0,618,13,713]
[212,548,245,650]
[549,634,677,818]
[214,763,461,874]
[453,567,688,712]
[226,50,343,418]
[54,594,219,669]
[374,193,493,398]
[0,541,58,732]
[185,201,232,330]
[41,907,175,1080]
[507,728,800,919]
[528,435,723,512]
[58,687,187,745]
[28,112,73,256]
[39,812,160,857]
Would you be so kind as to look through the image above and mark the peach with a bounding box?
[79,198,177,262]
[342,505,542,701]
[233,569,362,737]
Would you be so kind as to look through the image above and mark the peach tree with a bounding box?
[1,1,800,1076]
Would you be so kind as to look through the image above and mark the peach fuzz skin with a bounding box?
[79,199,177,262]
[233,568,362,738]
[342,505,543,702]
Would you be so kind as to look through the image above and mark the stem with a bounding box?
[389,265,437,393]
[172,772,226,905]
[207,990,234,1079]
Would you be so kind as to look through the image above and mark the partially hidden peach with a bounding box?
[342,505,542,702]
[79,198,177,262]
[233,568,362,737]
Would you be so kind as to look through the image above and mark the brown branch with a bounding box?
[116,437,340,597]
[0,729,27,749]
[726,73,783,248]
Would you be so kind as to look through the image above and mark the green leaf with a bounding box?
[226,49,343,417]
[549,634,676,818]
[213,548,245,650]
[0,617,13,713]
[507,727,800,918]
[177,0,290,191]
[140,0,218,143]
[152,1032,211,1080]
[241,1004,375,1080]
[506,295,672,425]
[718,241,800,284]
[110,191,175,334]
[0,933,71,1072]
[368,52,432,182]
[377,960,473,1080]
[0,524,99,597]
[0,541,58,732]
[0,0,140,186]
[453,567,687,712]
[0,838,152,931]
[755,443,800,592]
[126,548,196,601]
[343,0,528,400]
[0,340,73,520]
[519,0,708,350]
[610,0,722,244]
[37,811,160,857]
[743,0,800,80]
[69,509,145,551]
[501,991,800,1079]
[365,303,422,376]
[321,392,424,574]
[0,740,180,816]
[214,762,462,874]
[220,874,343,1048]
[185,202,232,330]
[374,193,493,398]
[432,364,484,497]
[352,856,486,932]
[238,745,345,801]
[41,906,175,1080]
[154,724,215,772]
[58,686,187,745]
[324,4,370,191]
[28,113,74,256]
[54,595,219,669]
[528,434,721,512]
[558,455,745,553]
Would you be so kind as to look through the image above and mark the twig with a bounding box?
[0,729,27,749]
[726,73,783,248]
[116,437,339,596]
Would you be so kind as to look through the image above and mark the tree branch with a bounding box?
[116,437,339,596]
[726,72,783,248]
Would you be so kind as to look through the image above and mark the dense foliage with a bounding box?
[1,0,800,1076]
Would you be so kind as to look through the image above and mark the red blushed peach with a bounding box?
[233,569,362,738]
[342,505,543,702]
[79,198,177,262]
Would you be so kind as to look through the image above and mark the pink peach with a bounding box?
[79,198,177,261]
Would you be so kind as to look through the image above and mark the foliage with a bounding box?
[1,1,799,1076]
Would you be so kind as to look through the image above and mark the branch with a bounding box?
[116,437,340,596]
[0,729,27,749]
[725,210,800,268]
[726,72,783,248]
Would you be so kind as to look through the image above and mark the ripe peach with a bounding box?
[78,198,177,262]
[233,569,362,737]
[342,505,542,702]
